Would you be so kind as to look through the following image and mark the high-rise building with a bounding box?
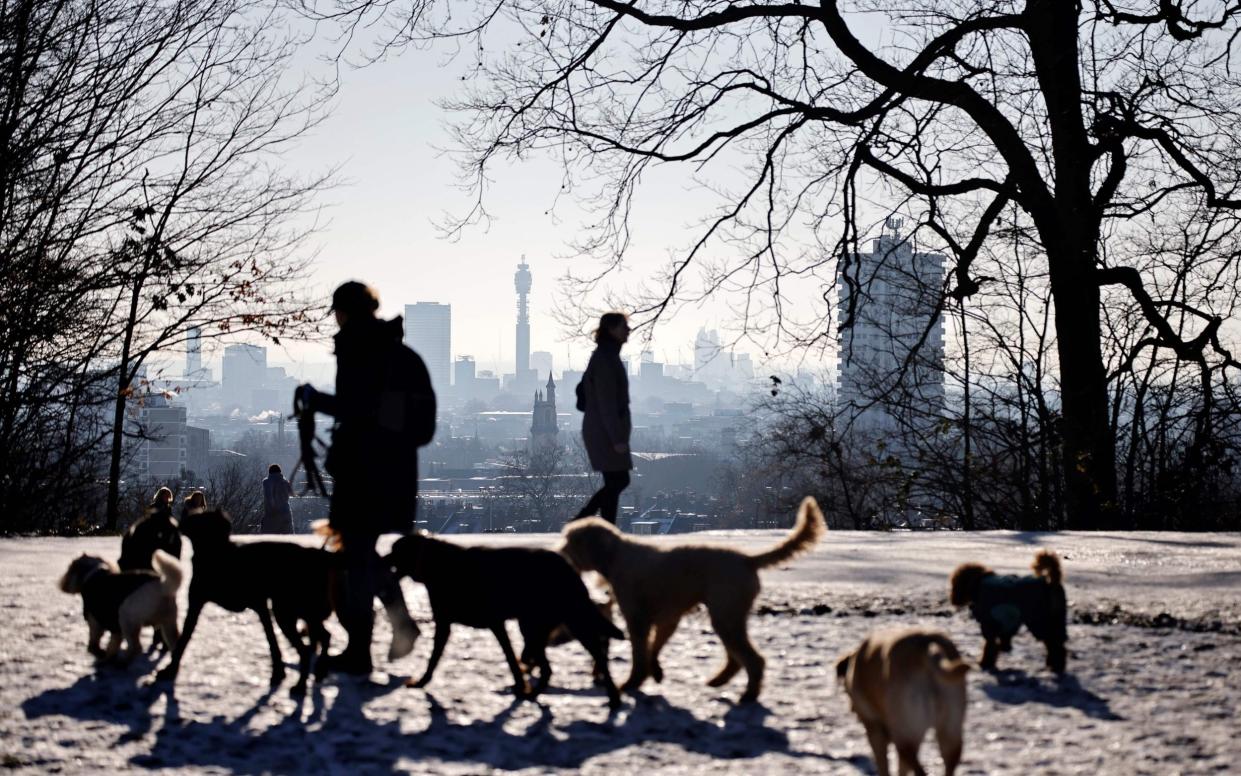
[405,302,452,394]
[138,396,188,479]
[836,216,945,433]
[222,343,266,408]
[185,326,203,379]
[515,259,533,379]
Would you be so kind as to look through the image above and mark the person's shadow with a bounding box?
[980,669,1123,721]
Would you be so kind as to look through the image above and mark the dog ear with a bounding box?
[835,652,853,683]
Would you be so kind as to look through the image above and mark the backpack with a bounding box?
[378,343,437,447]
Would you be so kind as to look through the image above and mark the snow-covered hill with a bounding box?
[3,531,1238,774]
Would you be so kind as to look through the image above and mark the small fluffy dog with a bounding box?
[560,495,826,702]
[386,533,624,708]
[949,549,1067,673]
[155,510,337,695]
[836,628,969,776]
[60,550,181,667]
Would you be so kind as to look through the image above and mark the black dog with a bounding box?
[118,506,183,571]
[386,533,623,708]
[949,549,1067,673]
[155,510,336,695]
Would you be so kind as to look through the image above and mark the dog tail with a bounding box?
[748,496,826,570]
[1032,549,1062,586]
[928,640,970,684]
[312,519,344,552]
[151,550,183,594]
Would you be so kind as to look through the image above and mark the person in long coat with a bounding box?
[573,312,634,524]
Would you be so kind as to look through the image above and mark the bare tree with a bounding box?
[0,0,332,532]
[307,0,1241,529]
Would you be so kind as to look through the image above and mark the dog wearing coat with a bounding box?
[836,627,970,776]
[59,550,181,667]
[560,495,826,702]
[949,549,1067,673]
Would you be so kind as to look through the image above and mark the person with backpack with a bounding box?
[297,281,434,676]
[572,312,633,525]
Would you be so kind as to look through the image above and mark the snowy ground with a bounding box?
[2,530,1239,774]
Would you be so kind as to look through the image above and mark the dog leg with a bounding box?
[102,632,121,663]
[979,639,999,671]
[648,617,679,684]
[894,739,927,776]
[716,622,764,702]
[1046,640,1067,674]
[408,622,451,688]
[156,599,203,683]
[87,617,105,659]
[491,624,532,699]
[935,722,963,776]
[863,722,892,776]
[255,605,286,687]
[706,654,741,688]
[621,613,652,694]
[583,634,621,710]
[273,609,310,695]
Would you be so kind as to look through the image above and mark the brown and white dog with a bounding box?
[59,551,181,667]
[560,496,826,702]
[837,628,970,776]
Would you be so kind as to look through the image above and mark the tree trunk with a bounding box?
[1046,247,1119,529]
[103,275,144,532]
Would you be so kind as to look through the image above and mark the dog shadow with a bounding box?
[980,669,1123,721]
[22,664,170,744]
[131,675,410,773]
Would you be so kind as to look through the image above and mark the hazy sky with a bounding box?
[264,35,759,378]
[233,10,900,381]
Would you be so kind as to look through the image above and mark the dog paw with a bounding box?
[289,682,308,698]
[620,679,644,694]
[407,675,431,689]
[651,663,664,683]
[738,690,760,704]
[154,667,176,683]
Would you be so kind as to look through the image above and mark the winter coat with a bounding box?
[312,315,435,534]
[580,339,633,472]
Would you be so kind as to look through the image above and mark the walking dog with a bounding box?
[837,628,970,776]
[560,495,826,702]
[60,550,181,668]
[154,510,336,695]
[949,549,1067,673]
[386,532,624,708]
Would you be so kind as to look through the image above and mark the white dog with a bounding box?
[59,550,181,666]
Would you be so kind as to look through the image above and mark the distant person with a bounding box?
[298,281,435,675]
[181,490,208,519]
[573,312,633,524]
[262,464,294,534]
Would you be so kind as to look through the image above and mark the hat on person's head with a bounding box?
[330,281,380,318]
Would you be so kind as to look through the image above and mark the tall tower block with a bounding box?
[515,258,532,378]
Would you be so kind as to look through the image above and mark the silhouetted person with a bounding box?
[299,281,433,675]
[574,312,633,524]
[181,490,207,519]
[261,464,294,533]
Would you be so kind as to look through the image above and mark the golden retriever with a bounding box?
[836,628,969,776]
[560,496,826,702]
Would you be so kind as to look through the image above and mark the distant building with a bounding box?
[515,260,533,381]
[221,344,266,409]
[405,302,452,394]
[837,217,945,433]
[185,327,209,380]
[530,373,559,450]
[530,350,553,380]
[138,398,187,479]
